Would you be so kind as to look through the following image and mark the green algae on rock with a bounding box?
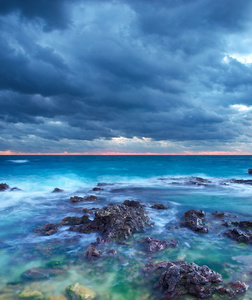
[18,287,44,300]
[66,283,96,300]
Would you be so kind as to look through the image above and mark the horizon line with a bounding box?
[0,150,252,155]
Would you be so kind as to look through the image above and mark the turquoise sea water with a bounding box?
[0,155,251,299]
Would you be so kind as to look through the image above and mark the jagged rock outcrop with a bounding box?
[181,209,208,233]
[142,237,178,253]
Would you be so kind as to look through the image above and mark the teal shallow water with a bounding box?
[0,155,251,299]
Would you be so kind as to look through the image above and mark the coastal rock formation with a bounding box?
[0,183,9,191]
[181,209,208,233]
[212,211,237,218]
[70,196,84,203]
[52,188,63,193]
[248,169,252,174]
[84,245,101,261]
[143,260,223,299]
[70,195,99,203]
[66,283,96,300]
[224,228,252,243]
[70,200,151,240]
[151,204,169,209]
[142,237,178,252]
[92,187,104,191]
[34,223,58,236]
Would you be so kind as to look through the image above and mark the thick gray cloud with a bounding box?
[0,0,252,153]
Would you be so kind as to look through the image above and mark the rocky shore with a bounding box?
[0,178,251,299]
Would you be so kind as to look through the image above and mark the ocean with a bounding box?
[0,155,251,299]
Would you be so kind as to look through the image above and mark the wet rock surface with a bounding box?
[70,200,151,240]
[181,209,208,233]
[142,237,178,253]
[84,245,101,261]
[66,283,96,300]
[224,228,252,243]
[212,211,237,218]
[217,281,249,298]
[151,204,169,209]
[34,223,58,236]
[70,196,84,203]
[52,188,63,193]
[92,187,104,191]
[0,183,9,191]
[143,260,224,299]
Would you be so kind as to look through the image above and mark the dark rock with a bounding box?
[217,281,249,298]
[142,237,178,253]
[108,202,116,206]
[248,169,252,174]
[92,187,104,191]
[70,201,151,240]
[181,209,208,233]
[21,267,65,280]
[82,208,93,214]
[84,195,99,201]
[10,187,21,191]
[97,182,114,186]
[151,204,169,210]
[143,260,223,299]
[236,220,252,229]
[123,199,142,208]
[52,188,63,193]
[84,245,101,261]
[70,196,84,203]
[224,228,252,243]
[188,177,211,186]
[34,223,58,236]
[60,215,91,226]
[230,179,252,185]
[107,249,117,255]
[212,211,236,218]
[0,183,9,191]
[222,221,233,227]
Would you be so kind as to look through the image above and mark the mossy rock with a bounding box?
[66,283,96,300]
[18,287,44,299]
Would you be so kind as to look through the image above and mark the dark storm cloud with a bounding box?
[0,0,79,30]
[1,0,252,153]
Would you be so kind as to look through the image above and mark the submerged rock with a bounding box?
[84,245,101,261]
[70,196,84,203]
[34,223,58,236]
[0,183,9,191]
[92,187,104,191]
[142,237,178,253]
[21,267,65,280]
[84,195,99,201]
[70,200,151,240]
[224,228,252,243]
[18,288,44,299]
[49,296,67,300]
[212,211,237,218]
[10,187,21,191]
[248,169,252,174]
[66,283,96,300]
[181,209,208,233]
[52,188,63,193]
[151,204,169,210]
[143,260,223,299]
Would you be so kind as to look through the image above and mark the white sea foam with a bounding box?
[8,159,29,163]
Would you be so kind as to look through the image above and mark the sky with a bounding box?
[1,0,252,155]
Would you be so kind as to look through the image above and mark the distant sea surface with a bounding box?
[0,155,251,299]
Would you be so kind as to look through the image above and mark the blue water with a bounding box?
[0,155,251,299]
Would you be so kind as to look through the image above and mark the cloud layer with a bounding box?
[1,0,252,153]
